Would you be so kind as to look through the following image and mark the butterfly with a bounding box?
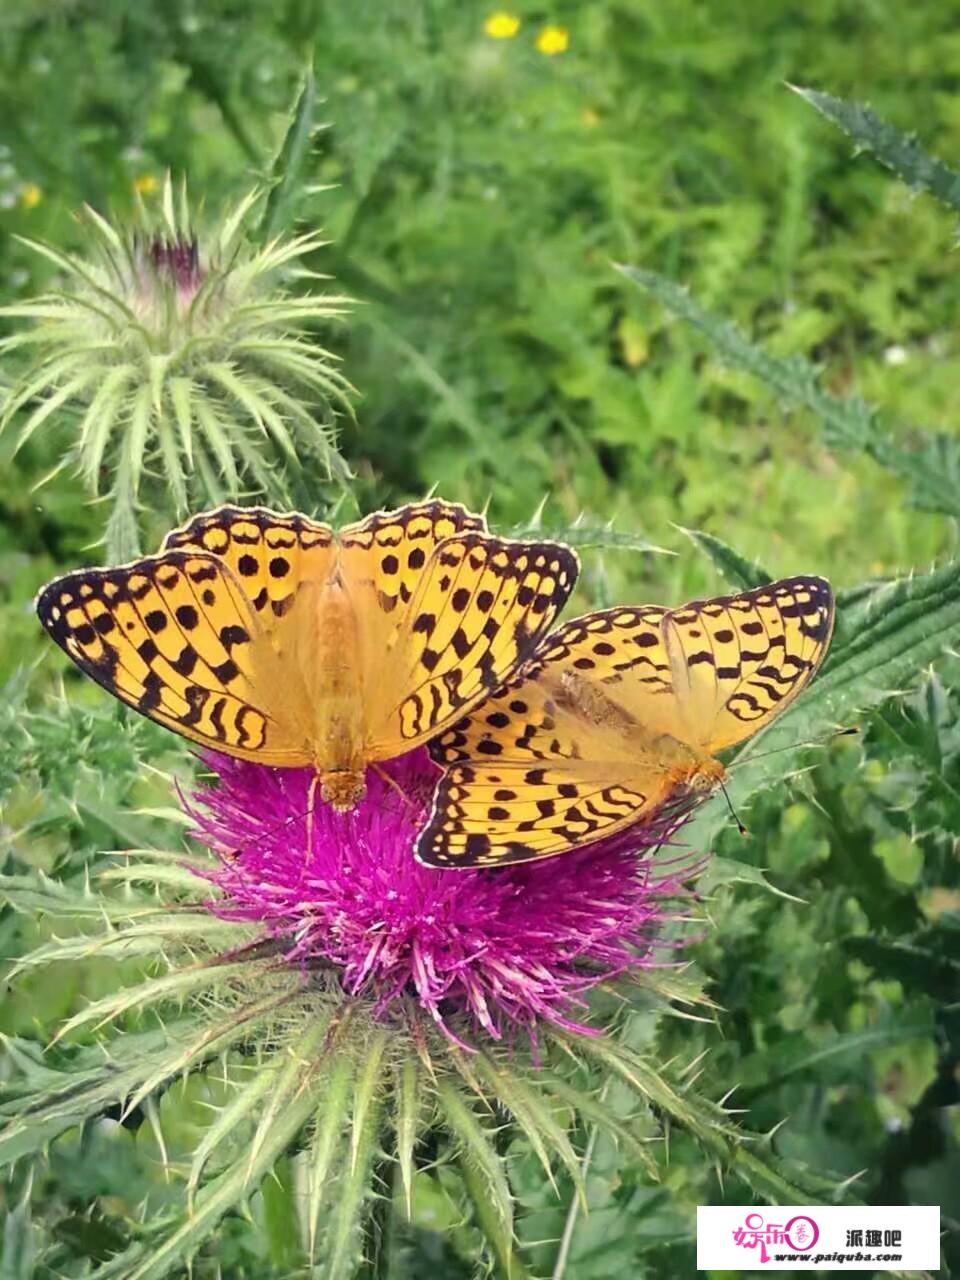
[36,501,579,810]
[416,576,834,867]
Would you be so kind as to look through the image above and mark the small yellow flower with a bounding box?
[581,106,600,127]
[134,175,159,196]
[484,11,520,39]
[20,184,42,210]
[536,24,569,55]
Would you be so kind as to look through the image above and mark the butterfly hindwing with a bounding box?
[36,551,308,763]
[420,761,667,866]
[163,506,335,624]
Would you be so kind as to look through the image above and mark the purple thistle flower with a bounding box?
[146,234,203,298]
[190,749,699,1047]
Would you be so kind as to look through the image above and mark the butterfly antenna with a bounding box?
[224,784,321,862]
[719,781,748,836]
[731,725,859,768]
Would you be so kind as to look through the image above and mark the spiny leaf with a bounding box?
[436,1080,515,1263]
[52,958,261,1042]
[394,1057,421,1220]
[790,84,960,214]
[187,1061,279,1205]
[617,263,960,520]
[121,1080,321,1280]
[475,1054,583,1199]
[307,1051,355,1259]
[0,1019,218,1166]
[327,1034,388,1280]
[259,64,319,243]
[678,526,773,589]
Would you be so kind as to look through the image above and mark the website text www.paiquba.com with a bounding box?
[774,1255,903,1265]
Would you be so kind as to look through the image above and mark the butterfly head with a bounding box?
[672,755,726,795]
[319,769,367,812]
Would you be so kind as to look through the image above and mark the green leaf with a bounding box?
[475,1054,583,1198]
[127,381,153,490]
[192,394,240,496]
[123,1078,320,1280]
[259,64,319,243]
[394,1057,421,1219]
[507,520,672,556]
[187,1060,278,1205]
[436,1080,517,1274]
[790,84,960,213]
[105,449,142,562]
[678,526,773,589]
[78,363,135,489]
[697,855,805,902]
[327,1030,388,1280]
[617,264,960,520]
[53,959,264,1042]
[0,1019,214,1165]
[0,1180,36,1280]
[307,1050,355,1259]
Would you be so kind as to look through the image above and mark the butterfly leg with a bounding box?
[371,761,414,815]
[306,773,320,854]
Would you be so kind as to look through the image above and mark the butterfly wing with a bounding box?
[662,576,834,751]
[36,550,311,764]
[417,607,678,866]
[417,579,834,867]
[163,505,335,623]
[338,510,579,756]
[336,500,488,621]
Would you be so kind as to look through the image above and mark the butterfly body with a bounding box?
[418,576,834,866]
[37,501,580,814]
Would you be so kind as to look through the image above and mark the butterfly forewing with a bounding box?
[368,532,580,755]
[337,499,488,622]
[163,506,335,623]
[35,551,309,763]
[664,575,834,751]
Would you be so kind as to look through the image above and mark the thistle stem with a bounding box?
[550,1123,599,1280]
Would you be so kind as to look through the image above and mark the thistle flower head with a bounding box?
[0,177,353,560]
[192,748,697,1046]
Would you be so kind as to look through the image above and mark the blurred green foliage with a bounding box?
[1,1,959,1276]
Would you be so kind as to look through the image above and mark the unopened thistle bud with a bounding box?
[0,177,353,559]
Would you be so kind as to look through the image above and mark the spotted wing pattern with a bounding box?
[163,506,334,622]
[35,551,308,763]
[338,499,487,620]
[417,577,834,867]
[366,531,581,754]
[662,575,834,750]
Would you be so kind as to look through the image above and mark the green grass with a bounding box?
[1,2,959,1277]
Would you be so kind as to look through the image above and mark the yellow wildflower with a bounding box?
[536,24,569,55]
[581,106,600,127]
[20,184,42,210]
[134,175,159,196]
[485,11,520,38]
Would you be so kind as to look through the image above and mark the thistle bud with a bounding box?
[0,177,353,559]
